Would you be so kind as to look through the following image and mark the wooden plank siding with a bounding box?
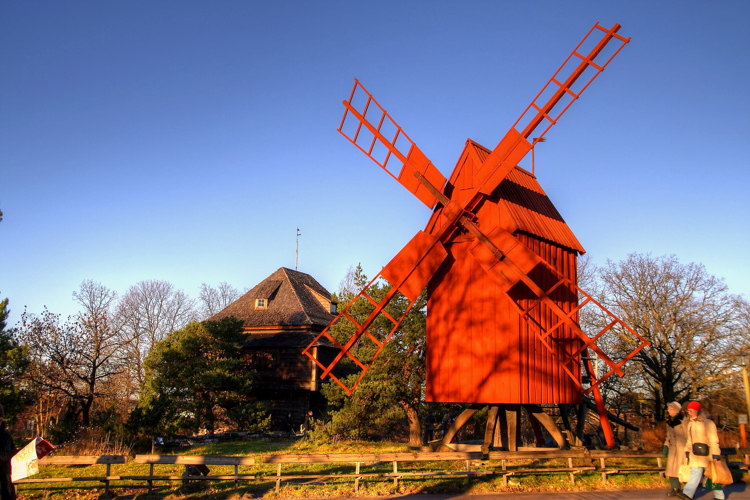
[251,348,319,390]
[424,139,583,405]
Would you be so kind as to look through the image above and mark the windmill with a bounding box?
[303,22,648,450]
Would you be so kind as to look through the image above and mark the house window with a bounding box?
[330,302,337,314]
[255,298,268,310]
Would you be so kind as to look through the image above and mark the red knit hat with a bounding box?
[687,401,701,411]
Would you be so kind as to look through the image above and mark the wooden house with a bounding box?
[209,267,338,432]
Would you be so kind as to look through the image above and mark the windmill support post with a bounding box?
[528,411,546,447]
[437,404,568,452]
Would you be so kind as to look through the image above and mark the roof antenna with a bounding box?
[295,227,301,270]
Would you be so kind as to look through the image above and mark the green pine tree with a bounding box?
[138,317,269,435]
[321,267,428,446]
[0,296,30,423]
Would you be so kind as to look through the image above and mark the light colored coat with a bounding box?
[684,412,721,469]
[664,414,689,477]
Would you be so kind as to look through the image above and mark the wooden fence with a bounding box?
[13,447,747,494]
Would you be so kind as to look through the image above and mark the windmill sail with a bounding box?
[302,230,447,394]
[338,80,448,209]
[477,22,630,197]
[302,272,418,395]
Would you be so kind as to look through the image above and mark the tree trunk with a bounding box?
[82,395,94,427]
[401,401,422,447]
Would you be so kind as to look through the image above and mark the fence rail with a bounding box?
[13,448,746,494]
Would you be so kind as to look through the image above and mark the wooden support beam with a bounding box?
[482,405,500,454]
[523,404,567,449]
[438,403,484,451]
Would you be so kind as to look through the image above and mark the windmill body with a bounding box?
[424,140,584,405]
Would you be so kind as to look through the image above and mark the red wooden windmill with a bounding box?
[303,22,648,450]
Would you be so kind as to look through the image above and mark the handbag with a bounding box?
[692,442,709,456]
[678,463,691,483]
[708,459,733,485]
[704,477,724,490]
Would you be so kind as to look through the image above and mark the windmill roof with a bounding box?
[463,140,585,253]
[208,267,336,329]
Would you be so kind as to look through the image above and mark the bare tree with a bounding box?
[737,298,750,351]
[594,253,743,420]
[338,264,366,299]
[19,281,125,427]
[116,280,196,390]
[198,282,241,319]
[576,254,597,293]
[73,279,118,318]
[72,280,130,401]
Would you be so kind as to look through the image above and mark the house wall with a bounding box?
[252,387,326,433]
[244,344,338,431]
[250,348,318,390]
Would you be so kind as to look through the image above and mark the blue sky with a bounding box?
[2,1,749,327]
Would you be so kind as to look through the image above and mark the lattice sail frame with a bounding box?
[302,273,418,395]
[513,22,631,145]
[512,270,649,394]
[338,80,447,209]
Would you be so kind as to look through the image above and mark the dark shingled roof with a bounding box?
[208,267,336,329]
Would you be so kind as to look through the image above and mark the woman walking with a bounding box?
[679,401,724,500]
[664,401,688,496]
